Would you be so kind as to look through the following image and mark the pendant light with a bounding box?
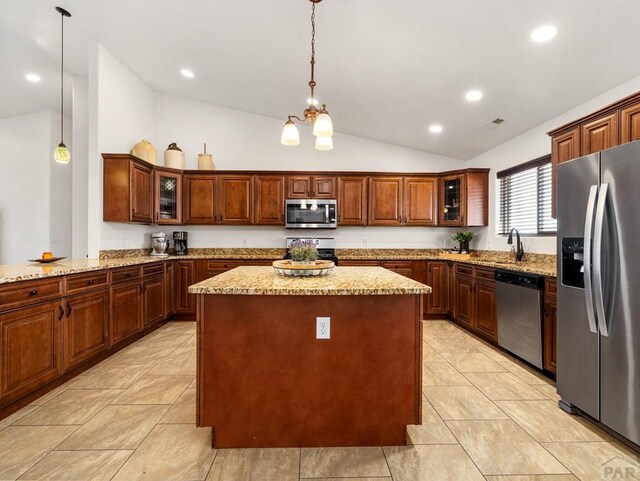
[281,0,334,151]
[53,6,71,164]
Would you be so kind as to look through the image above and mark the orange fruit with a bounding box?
[42,251,53,260]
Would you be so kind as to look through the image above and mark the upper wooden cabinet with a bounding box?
[287,175,336,199]
[103,154,154,224]
[255,176,285,225]
[621,102,640,143]
[183,174,253,225]
[154,167,182,225]
[338,176,368,226]
[368,176,440,226]
[438,170,488,227]
[581,112,618,155]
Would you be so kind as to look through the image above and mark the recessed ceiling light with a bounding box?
[465,90,483,102]
[25,73,41,83]
[531,25,557,43]
[180,68,195,79]
[429,124,443,134]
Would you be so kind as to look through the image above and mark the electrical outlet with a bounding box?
[242,239,247,247]
[316,317,330,339]
[362,239,368,247]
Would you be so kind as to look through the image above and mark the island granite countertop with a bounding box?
[188,266,432,296]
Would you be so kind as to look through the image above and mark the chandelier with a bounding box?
[281,0,334,151]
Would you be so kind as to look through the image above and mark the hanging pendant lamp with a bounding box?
[281,0,334,151]
[53,6,71,164]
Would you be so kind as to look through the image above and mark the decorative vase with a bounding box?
[197,143,215,170]
[459,241,470,253]
[164,143,185,169]
[131,139,157,165]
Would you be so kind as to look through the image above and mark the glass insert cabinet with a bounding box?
[154,168,182,225]
[439,174,466,226]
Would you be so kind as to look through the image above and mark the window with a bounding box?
[497,155,557,235]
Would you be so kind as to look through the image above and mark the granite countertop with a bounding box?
[188,266,432,296]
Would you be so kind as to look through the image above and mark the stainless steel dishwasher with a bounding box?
[495,270,545,368]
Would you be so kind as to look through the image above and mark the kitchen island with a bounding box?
[189,266,430,448]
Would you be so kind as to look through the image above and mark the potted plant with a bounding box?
[453,231,474,254]
[288,238,319,264]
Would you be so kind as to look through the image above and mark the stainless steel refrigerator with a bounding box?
[557,140,640,447]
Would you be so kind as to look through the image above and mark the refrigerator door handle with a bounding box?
[593,183,610,337]
[583,185,599,334]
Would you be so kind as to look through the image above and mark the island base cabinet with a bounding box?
[0,301,63,404]
[197,294,422,448]
[63,290,110,371]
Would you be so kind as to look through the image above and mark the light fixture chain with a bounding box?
[60,11,64,142]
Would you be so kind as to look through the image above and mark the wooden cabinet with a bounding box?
[154,168,182,225]
[438,170,488,227]
[183,175,218,224]
[404,177,438,226]
[581,112,618,155]
[338,260,380,267]
[254,176,285,225]
[551,127,581,218]
[63,290,109,371]
[337,176,367,226]
[287,175,336,198]
[175,260,196,317]
[103,154,154,224]
[0,301,64,403]
[368,177,403,226]
[143,275,165,327]
[165,261,176,317]
[202,260,245,279]
[183,175,253,225]
[425,261,448,315]
[446,261,455,317]
[544,278,558,374]
[452,265,497,342]
[110,279,142,346]
[380,260,414,279]
[620,102,640,143]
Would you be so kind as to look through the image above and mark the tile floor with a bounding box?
[1,319,638,480]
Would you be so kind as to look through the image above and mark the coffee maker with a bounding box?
[173,231,188,256]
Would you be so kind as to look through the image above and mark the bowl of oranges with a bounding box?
[28,252,67,264]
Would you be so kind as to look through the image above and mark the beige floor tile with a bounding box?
[534,383,561,402]
[18,449,132,481]
[0,425,77,480]
[464,372,549,400]
[57,404,169,450]
[206,448,299,481]
[300,447,390,478]
[423,343,446,363]
[0,405,38,431]
[16,389,122,425]
[496,400,608,443]
[108,344,179,365]
[446,419,570,475]
[485,476,578,481]
[407,401,457,445]
[497,359,554,386]
[147,348,196,376]
[72,364,153,389]
[306,479,391,481]
[111,375,193,405]
[28,382,75,406]
[426,336,480,353]
[439,351,509,373]
[384,444,485,481]
[111,424,215,481]
[188,377,197,389]
[542,441,640,481]
[160,389,196,424]
[423,362,471,386]
[138,333,193,348]
[425,385,509,420]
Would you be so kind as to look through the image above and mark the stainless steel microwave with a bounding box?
[285,199,337,229]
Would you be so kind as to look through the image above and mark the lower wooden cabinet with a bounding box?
[452,266,498,342]
[454,274,474,328]
[446,262,455,317]
[63,290,110,371]
[175,260,196,317]
[425,261,448,315]
[0,300,64,403]
[143,275,165,326]
[544,278,558,374]
[474,278,497,340]
[165,261,176,317]
[110,281,142,346]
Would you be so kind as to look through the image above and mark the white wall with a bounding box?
[468,74,640,255]
[72,76,89,258]
[0,111,72,264]
[88,43,157,257]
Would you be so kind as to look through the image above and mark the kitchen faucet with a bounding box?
[507,228,525,261]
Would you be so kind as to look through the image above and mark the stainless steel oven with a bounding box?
[285,199,337,229]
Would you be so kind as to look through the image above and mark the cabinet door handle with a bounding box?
[58,305,64,320]
[156,212,159,221]
[87,279,94,285]
[132,208,136,218]
[66,304,72,318]
[29,289,38,296]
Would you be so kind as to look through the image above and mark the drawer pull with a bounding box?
[58,305,64,320]
[88,280,94,285]
[30,290,38,296]
[66,304,72,317]
[126,273,131,278]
